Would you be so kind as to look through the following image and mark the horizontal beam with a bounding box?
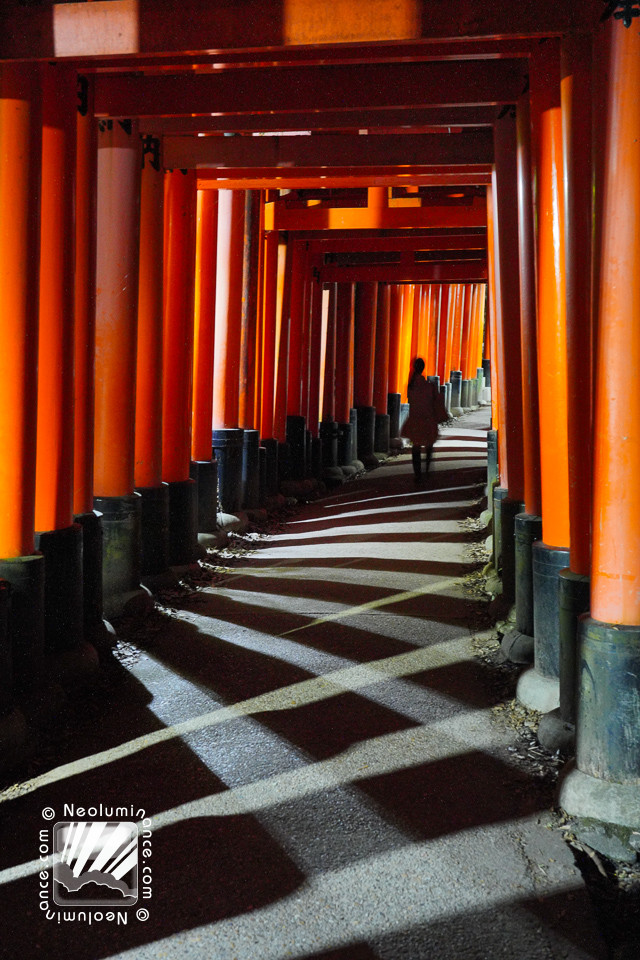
[142,106,500,136]
[94,59,528,118]
[265,199,487,231]
[196,169,492,189]
[303,234,487,253]
[164,130,493,170]
[319,261,488,283]
[0,1,601,61]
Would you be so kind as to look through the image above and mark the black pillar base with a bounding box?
[261,438,279,498]
[337,422,354,468]
[166,478,200,565]
[492,486,508,572]
[242,428,260,509]
[212,428,244,514]
[135,484,170,576]
[577,618,640,782]
[305,429,312,478]
[374,413,390,454]
[0,554,45,694]
[94,493,151,620]
[34,522,84,654]
[349,408,360,464]
[450,370,463,416]
[533,541,571,681]
[501,513,542,664]
[189,459,218,532]
[399,402,410,434]
[487,429,499,491]
[74,510,112,650]
[310,436,323,480]
[286,415,307,481]
[499,497,523,605]
[460,379,470,410]
[387,393,401,439]
[320,420,339,468]
[356,406,379,469]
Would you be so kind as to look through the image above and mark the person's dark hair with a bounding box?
[408,356,425,390]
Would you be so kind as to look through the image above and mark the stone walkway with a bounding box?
[0,410,607,959]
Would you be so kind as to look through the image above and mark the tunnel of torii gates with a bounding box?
[0,0,639,842]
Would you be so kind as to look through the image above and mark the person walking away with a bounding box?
[402,357,440,481]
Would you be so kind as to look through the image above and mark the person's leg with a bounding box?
[412,445,422,478]
[425,445,433,472]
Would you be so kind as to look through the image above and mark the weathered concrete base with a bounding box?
[141,568,182,593]
[516,666,560,714]
[559,765,640,849]
[0,706,28,775]
[340,464,358,477]
[537,707,575,754]
[108,585,154,620]
[501,627,535,664]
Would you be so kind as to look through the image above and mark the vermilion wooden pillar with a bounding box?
[443,284,456,386]
[34,63,85,657]
[0,64,44,698]
[492,111,525,505]
[399,285,415,401]
[560,16,640,832]
[458,285,470,378]
[387,284,403,394]
[135,138,170,572]
[417,285,431,362]
[486,183,501,436]
[94,119,145,617]
[74,76,97,521]
[191,189,218,463]
[239,189,261,431]
[373,283,391,453]
[353,282,377,408]
[517,44,571,715]
[450,284,464,376]
[562,36,593,580]
[286,241,307,418]
[190,187,219,529]
[335,283,356,466]
[532,44,570,553]
[162,169,199,559]
[74,75,105,645]
[273,235,293,442]
[212,189,244,429]
[322,284,337,422]
[260,231,279,440]
[307,261,324,438]
[410,283,422,361]
[353,281,378,466]
[427,285,440,377]
[436,285,450,385]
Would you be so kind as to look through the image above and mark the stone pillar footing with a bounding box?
[492,486,508,573]
[487,429,498,491]
[94,493,152,620]
[189,459,218,532]
[558,569,591,730]
[387,393,401,439]
[135,484,170,576]
[285,415,307,481]
[558,766,640,849]
[356,406,379,469]
[242,428,260,509]
[516,666,560,714]
[212,428,244,514]
[374,413,390,454]
[261,438,279,499]
[501,513,542,664]
[34,523,84,654]
[166,478,202,565]
[537,707,575,755]
[74,510,113,651]
[0,554,45,692]
[532,541,571,682]
[500,627,535,664]
[499,497,524,605]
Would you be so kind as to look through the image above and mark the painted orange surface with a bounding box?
[135,146,165,487]
[162,169,196,483]
[0,65,40,556]
[94,119,141,499]
[591,22,640,624]
[35,65,76,534]
[212,189,244,429]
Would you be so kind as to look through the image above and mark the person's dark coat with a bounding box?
[402,374,439,448]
